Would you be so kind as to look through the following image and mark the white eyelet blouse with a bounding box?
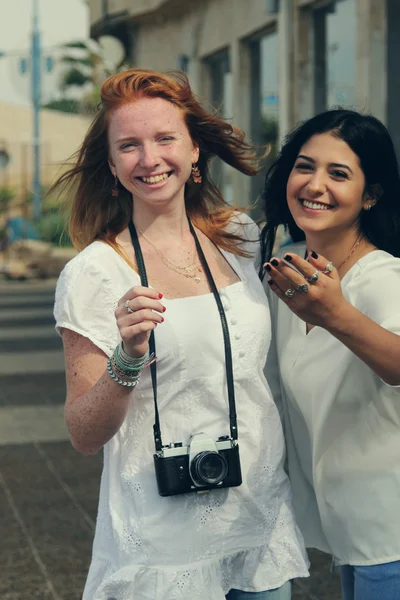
[266,242,400,567]
[54,215,309,600]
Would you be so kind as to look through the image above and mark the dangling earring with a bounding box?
[191,163,202,184]
[112,175,119,197]
[365,204,372,211]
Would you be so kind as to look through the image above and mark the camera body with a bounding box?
[154,432,242,497]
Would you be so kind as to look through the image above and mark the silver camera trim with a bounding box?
[156,432,235,489]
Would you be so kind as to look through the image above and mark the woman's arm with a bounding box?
[61,285,165,455]
[62,329,133,455]
[324,302,400,386]
[265,252,400,386]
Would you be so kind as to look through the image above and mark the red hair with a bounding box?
[51,69,262,261]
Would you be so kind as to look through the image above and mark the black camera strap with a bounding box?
[128,219,238,452]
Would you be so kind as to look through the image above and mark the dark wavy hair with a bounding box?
[51,68,260,260]
[260,109,400,267]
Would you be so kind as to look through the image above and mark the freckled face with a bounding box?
[286,133,370,239]
[108,96,199,209]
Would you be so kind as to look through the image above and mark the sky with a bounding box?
[0,0,89,106]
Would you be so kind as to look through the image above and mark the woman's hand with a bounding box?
[264,251,348,329]
[115,286,166,357]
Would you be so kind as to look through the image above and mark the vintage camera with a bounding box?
[154,432,242,497]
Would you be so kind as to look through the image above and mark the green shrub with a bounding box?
[36,211,71,247]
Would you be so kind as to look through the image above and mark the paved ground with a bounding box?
[0,277,342,600]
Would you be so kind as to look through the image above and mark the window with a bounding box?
[205,50,233,204]
[314,0,356,112]
[248,31,278,218]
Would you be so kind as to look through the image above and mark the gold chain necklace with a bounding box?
[136,227,201,282]
[336,235,364,272]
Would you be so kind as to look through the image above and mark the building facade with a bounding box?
[89,0,397,214]
[0,104,90,201]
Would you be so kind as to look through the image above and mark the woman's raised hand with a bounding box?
[264,252,348,329]
[115,286,166,357]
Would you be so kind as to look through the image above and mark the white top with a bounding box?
[54,216,308,600]
[266,242,400,566]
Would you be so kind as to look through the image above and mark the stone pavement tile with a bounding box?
[0,405,69,445]
[36,442,102,523]
[293,549,342,600]
[0,336,62,353]
[0,481,53,600]
[0,315,56,328]
[0,441,102,600]
[0,307,54,321]
[0,325,57,340]
[0,372,66,406]
[0,278,58,294]
[0,350,65,375]
[0,299,55,310]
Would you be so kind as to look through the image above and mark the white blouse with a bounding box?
[267,243,400,567]
[54,216,308,600]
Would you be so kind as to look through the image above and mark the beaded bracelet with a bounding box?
[110,357,142,381]
[107,343,156,387]
[114,344,150,372]
[107,359,141,387]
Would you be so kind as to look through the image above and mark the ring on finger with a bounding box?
[296,283,309,294]
[284,287,296,298]
[306,270,319,284]
[322,261,334,274]
[125,299,134,314]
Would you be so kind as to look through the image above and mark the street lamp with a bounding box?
[31,0,42,220]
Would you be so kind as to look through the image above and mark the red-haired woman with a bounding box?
[53,69,308,600]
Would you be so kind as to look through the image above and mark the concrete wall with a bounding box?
[0,104,91,197]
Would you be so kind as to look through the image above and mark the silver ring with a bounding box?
[125,300,134,314]
[306,270,319,283]
[284,288,296,298]
[322,261,334,274]
[296,283,309,294]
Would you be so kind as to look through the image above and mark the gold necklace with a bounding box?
[137,227,201,282]
[336,235,364,272]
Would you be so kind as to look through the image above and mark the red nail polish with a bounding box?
[158,293,163,299]
[163,306,167,312]
[161,316,164,323]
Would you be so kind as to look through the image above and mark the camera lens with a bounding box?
[190,451,228,486]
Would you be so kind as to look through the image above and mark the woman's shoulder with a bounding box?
[349,250,400,284]
[58,240,131,290]
[346,250,400,323]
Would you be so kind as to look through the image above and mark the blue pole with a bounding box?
[32,0,41,220]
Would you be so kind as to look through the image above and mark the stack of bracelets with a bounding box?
[107,343,156,387]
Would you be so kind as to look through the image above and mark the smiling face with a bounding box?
[286,132,374,242]
[108,96,199,211]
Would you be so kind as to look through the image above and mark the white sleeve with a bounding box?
[53,252,121,357]
[354,255,400,336]
[263,283,285,423]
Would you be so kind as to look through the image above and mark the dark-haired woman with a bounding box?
[262,108,400,600]
[52,69,308,600]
